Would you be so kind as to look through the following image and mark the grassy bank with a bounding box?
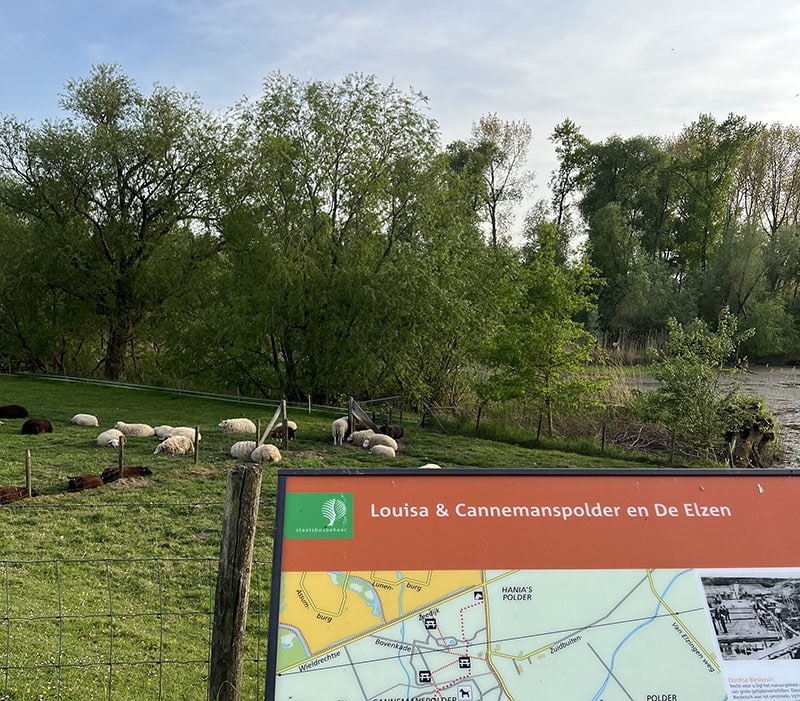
[0,374,673,699]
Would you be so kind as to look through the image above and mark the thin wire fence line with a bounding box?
[0,556,273,700]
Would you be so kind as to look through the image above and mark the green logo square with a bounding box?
[283,492,354,539]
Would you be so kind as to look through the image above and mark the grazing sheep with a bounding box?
[21,418,53,435]
[362,434,398,451]
[0,486,40,504]
[114,421,155,437]
[67,474,104,492]
[101,466,153,483]
[153,435,195,456]
[347,429,375,446]
[332,417,349,446]
[379,424,404,440]
[218,418,257,434]
[96,428,125,448]
[271,421,297,440]
[71,413,99,427]
[0,404,28,419]
[369,444,396,458]
[250,443,282,463]
[229,440,257,459]
[155,426,201,442]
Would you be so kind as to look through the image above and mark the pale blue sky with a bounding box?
[2,0,800,195]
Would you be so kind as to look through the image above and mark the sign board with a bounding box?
[265,468,800,701]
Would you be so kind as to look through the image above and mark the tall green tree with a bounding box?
[480,222,603,436]
[203,72,505,404]
[0,64,221,379]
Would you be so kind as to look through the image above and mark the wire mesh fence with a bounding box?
[0,555,272,700]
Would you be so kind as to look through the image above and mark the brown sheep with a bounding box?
[379,424,404,440]
[67,474,103,492]
[100,465,154,484]
[21,418,53,435]
[0,486,40,504]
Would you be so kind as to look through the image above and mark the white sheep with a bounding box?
[71,413,99,427]
[369,444,396,458]
[96,428,124,448]
[229,440,257,459]
[419,463,442,469]
[155,425,201,442]
[153,435,195,455]
[250,443,282,463]
[332,417,349,446]
[218,418,257,434]
[362,434,398,451]
[114,421,155,438]
[347,429,375,446]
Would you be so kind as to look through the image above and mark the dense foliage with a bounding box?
[0,64,797,426]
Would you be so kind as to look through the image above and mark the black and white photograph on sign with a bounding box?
[700,576,800,661]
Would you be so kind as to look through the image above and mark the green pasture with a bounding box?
[0,374,656,699]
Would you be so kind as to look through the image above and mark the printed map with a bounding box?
[272,568,728,700]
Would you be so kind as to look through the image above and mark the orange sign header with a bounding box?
[276,469,800,571]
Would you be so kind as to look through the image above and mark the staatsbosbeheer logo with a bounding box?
[284,492,354,539]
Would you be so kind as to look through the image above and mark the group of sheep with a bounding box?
[331,419,404,459]
[91,420,198,456]
[220,417,290,464]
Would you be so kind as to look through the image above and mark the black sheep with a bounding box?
[0,404,28,419]
[21,418,53,435]
[67,474,103,492]
[101,465,153,483]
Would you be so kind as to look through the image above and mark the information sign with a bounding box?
[265,469,800,700]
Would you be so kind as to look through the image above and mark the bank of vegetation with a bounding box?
[0,65,795,468]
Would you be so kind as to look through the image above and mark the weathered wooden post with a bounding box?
[208,463,263,701]
[117,435,125,470]
[194,426,200,465]
[281,399,288,450]
[25,449,31,497]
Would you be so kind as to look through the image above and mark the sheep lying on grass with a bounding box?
[114,421,155,437]
[0,486,40,504]
[347,429,375,446]
[363,434,398,451]
[96,428,124,448]
[71,413,99,427]
[229,440,257,459]
[250,444,282,463]
[218,418,257,434]
[67,474,103,492]
[332,417,349,446]
[153,435,195,456]
[0,404,28,419]
[379,424,404,439]
[21,418,53,435]
[369,444,396,458]
[155,426,201,441]
[101,466,153,483]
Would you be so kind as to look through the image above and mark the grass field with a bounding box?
[0,374,665,699]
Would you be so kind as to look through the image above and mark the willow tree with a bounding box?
[0,64,221,379]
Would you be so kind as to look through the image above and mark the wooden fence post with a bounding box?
[281,399,288,450]
[194,426,200,465]
[208,463,263,701]
[25,450,31,497]
[117,436,125,470]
